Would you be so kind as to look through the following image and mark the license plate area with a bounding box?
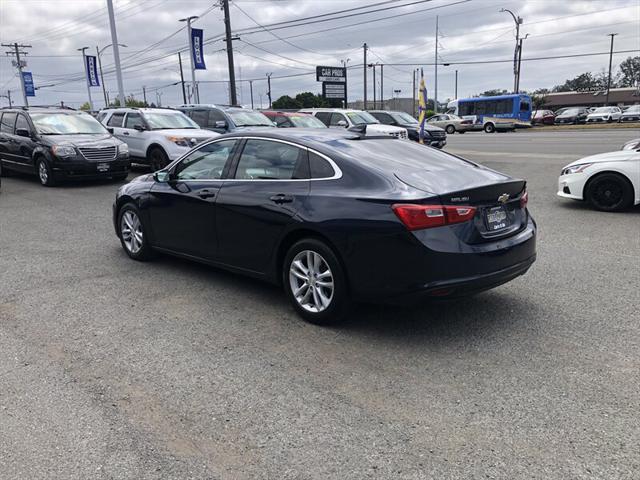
[485,205,510,231]
[97,163,110,172]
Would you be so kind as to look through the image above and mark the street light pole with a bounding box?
[605,33,618,106]
[106,0,126,107]
[341,58,350,108]
[179,15,200,104]
[97,43,127,108]
[455,69,458,99]
[78,47,94,111]
[500,8,523,93]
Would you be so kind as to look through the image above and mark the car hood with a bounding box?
[401,123,444,132]
[43,133,123,147]
[365,124,407,134]
[621,111,640,116]
[557,112,582,118]
[563,150,640,168]
[154,128,219,138]
[586,112,612,118]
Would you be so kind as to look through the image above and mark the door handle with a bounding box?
[269,194,294,204]
[197,189,216,199]
[122,132,130,136]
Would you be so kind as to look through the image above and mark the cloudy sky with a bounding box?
[0,0,638,108]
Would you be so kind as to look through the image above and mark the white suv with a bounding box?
[585,106,623,123]
[300,108,408,139]
[100,108,219,169]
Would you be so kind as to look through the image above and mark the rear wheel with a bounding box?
[445,125,455,134]
[484,123,495,133]
[36,158,56,187]
[283,238,349,325]
[585,173,634,212]
[148,147,169,172]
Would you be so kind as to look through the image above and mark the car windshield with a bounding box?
[562,108,582,115]
[393,112,419,124]
[144,112,199,130]
[289,115,327,128]
[30,112,108,135]
[228,110,274,127]
[592,107,613,113]
[624,105,640,113]
[346,111,379,125]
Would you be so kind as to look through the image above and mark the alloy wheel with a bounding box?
[289,250,334,313]
[120,210,144,254]
[591,179,623,210]
[38,161,48,184]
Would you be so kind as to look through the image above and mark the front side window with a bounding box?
[124,113,144,129]
[208,109,226,127]
[234,139,308,180]
[1,112,17,134]
[520,101,530,112]
[15,114,30,133]
[330,113,347,126]
[189,110,209,128]
[175,140,237,180]
[107,112,125,127]
[31,113,107,134]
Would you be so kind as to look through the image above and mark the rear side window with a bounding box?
[107,112,125,127]
[314,112,331,126]
[309,152,335,179]
[235,139,308,180]
[1,112,17,133]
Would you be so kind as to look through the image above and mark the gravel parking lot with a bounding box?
[1,129,638,479]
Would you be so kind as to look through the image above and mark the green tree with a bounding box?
[477,89,509,97]
[79,102,90,111]
[109,95,148,108]
[617,56,640,87]
[271,95,300,109]
[552,72,600,92]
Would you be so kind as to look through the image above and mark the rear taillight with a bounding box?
[520,189,528,209]
[392,204,477,231]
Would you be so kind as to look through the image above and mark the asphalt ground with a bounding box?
[0,128,638,479]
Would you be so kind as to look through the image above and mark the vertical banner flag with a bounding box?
[22,72,35,97]
[85,55,100,86]
[418,69,428,144]
[191,28,206,70]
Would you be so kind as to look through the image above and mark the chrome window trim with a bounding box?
[166,136,343,182]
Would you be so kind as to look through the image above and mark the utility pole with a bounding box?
[221,0,238,105]
[380,64,384,110]
[179,15,200,104]
[142,86,147,105]
[177,52,187,104]
[106,0,126,107]
[249,80,254,109]
[515,35,528,93]
[455,69,458,99]
[500,8,523,93]
[78,47,94,110]
[363,43,368,109]
[266,73,272,108]
[369,64,377,109]
[96,46,107,107]
[434,16,439,113]
[605,33,618,106]
[341,58,350,108]
[7,90,12,107]
[2,42,31,106]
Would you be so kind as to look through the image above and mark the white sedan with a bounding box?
[585,106,623,123]
[557,146,640,211]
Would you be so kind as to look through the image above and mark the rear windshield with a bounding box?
[31,113,108,135]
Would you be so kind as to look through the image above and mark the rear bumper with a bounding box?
[52,158,130,179]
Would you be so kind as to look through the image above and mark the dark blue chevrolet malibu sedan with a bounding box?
[113,129,536,324]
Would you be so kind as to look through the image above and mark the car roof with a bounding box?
[1,107,86,115]
[261,110,313,117]
[300,108,365,113]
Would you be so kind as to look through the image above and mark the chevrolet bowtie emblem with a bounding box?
[498,193,510,204]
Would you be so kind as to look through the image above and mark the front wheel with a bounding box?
[37,158,56,186]
[484,123,495,133]
[585,173,634,212]
[118,203,155,260]
[148,147,169,172]
[445,125,456,134]
[606,116,613,123]
[283,239,350,325]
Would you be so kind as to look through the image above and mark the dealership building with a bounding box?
[542,87,640,109]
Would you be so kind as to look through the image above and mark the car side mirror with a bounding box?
[154,171,170,183]
[16,128,31,138]
[337,120,348,127]
[134,124,146,132]
[107,127,114,134]
[215,120,227,129]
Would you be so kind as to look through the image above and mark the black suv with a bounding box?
[0,107,130,186]
[368,110,447,148]
[177,104,276,134]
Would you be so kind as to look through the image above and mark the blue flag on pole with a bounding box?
[85,55,100,87]
[191,28,206,70]
[22,72,35,97]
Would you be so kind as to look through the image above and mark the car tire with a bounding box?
[117,203,155,261]
[606,116,613,123]
[484,123,495,133]
[585,172,634,212]
[148,147,169,172]
[36,157,56,187]
[445,125,455,134]
[0,161,10,177]
[283,238,350,325]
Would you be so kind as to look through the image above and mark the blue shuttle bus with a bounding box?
[447,94,532,123]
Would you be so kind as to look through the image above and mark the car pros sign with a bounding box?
[317,66,347,103]
[85,55,100,87]
[191,28,206,70]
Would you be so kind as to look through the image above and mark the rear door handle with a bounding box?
[197,188,216,199]
[269,194,294,204]
[122,131,130,136]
